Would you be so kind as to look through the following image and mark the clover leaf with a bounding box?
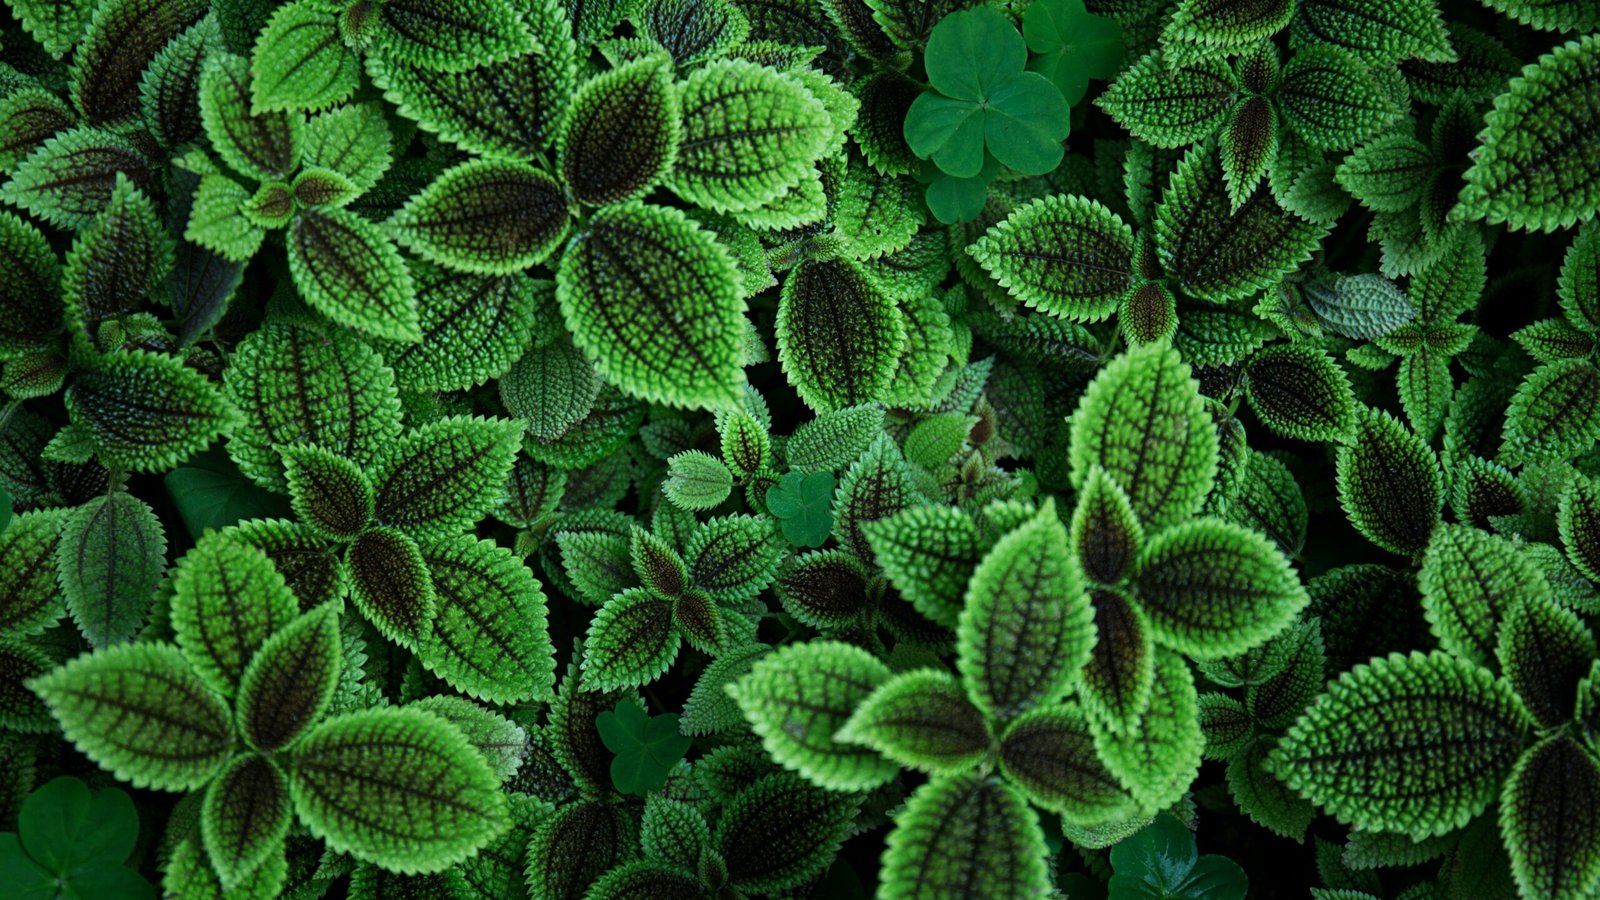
[0,777,154,900]
[595,700,692,796]
[903,7,1071,180]
[1023,0,1124,106]
[1108,813,1247,900]
[765,470,837,549]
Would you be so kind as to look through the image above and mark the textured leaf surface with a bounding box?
[58,492,165,649]
[287,208,418,342]
[1243,344,1358,442]
[1270,651,1533,838]
[728,640,897,791]
[970,195,1134,322]
[170,533,299,697]
[560,55,679,206]
[777,258,905,413]
[880,773,1050,900]
[1335,409,1442,556]
[289,707,507,873]
[392,159,569,274]
[66,350,235,473]
[30,643,233,791]
[201,754,291,888]
[672,59,832,212]
[999,702,1135,824]
[558,202,745,409]
[371,416,523,536]
[1095,651,1203,811]
[836,668,990,773]
[1069,344,1219,530]
[582,589,679,691]
[1460,36,1600,232]
[1419,524,1548,667]
[236,604,341,751]
[1500,735,1600,900]
[956,502,1094,723]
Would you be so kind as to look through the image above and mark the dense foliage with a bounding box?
[0,0,1598,897]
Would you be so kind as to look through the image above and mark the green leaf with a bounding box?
[368,0,536,73]
[1292,0,1451,63]
[777,258,905,413]
[1502,359,1600,465]
[1559,220,1600,331]
[1336,133,1433,214]
[413,534,555,704]
[1160,0,1290,63]
[558,201,745,410]
[278,444,374,539]
[161,833,282,900]
[16,775,139,873]
[1302,272,1416,341]
[139,14,222,149]
[1269,651,1533,839]
[200,52,301,182]
[0,510,69,639]
[1097,50,1239,148]
[664,450,733,511]
[224,322,403,493]
[1497,591,1595,730]
[201,754,291,889]
[728,640,898,791]
[0,211,61,356]
[686,514,785,602]
[170,533,299,697]
[765,470,837,549]
[862,505,978,629]
[638,0,751,64]
[377,267,539,393]
[1500,735,1600,900]
[300,103,393,194]
[1069,344,1219,530]
[832,434,918,560]
[1080,587,1156,733]
[8,0,95,59]
[1108,812,1248,900]
[715,773,858,893]
[369,38,573,161]
[673,58,833,214]
[775,549,871,628]
[957,501,1093,723]
[1419,523,1545,667]
[66,349,236,473]
[1229,737,1315,841]
[595,699,692,796]
[346,526,436,647]
[69,0,207,125]
[1024,0,1123,105]
[391,159,569,275]
[1156,142,1327,304]
[880,772,1051,900]
[1335,408,1443,556]
[969,195,1134,322]
[1559,473,1600,582]
[250,1,360,113]
[370,415,523,536]
[560,55,679,206]
[29,642,233,791]
[287,207,419,342]
[1459,36,1600,232]
[836,668,990,774]
[500,338,600,442]
[288,706,508,873]
[61,173,174,328]
[682,643,767,737]
[997,701,1136,824]
[1243,343,1359,442]
[1276,46,1398,151]
[3,127,151,229]
[57,491,165,649]
[1094,651,1203,810]
[907,7,1071,177]
[583,589,679,691]
[787,404,886,472]
[524,800,631,900]
[183,173,264,262]
[236,604,342,751]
